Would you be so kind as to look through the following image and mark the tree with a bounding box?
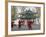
[12,6,40,21]
[20,9,39,19]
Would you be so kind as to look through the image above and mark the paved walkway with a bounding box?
[11,24,40,31]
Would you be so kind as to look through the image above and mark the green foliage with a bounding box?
[20,9,39,19]
[12,8,40,20]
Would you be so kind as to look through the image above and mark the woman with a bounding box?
[27,20,34,30]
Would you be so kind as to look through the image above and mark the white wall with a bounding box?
[0,0,5,37]
[0,0,46,37]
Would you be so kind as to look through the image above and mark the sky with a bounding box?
[14,6,38,13]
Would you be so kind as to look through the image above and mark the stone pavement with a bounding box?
[11,24,40,31]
